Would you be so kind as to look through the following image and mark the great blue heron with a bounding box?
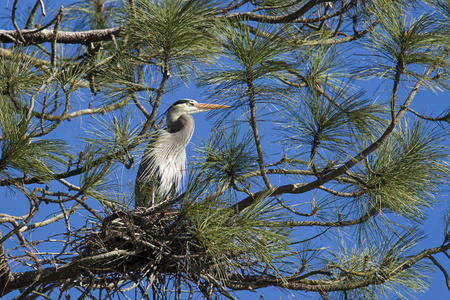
[135,99,229,207]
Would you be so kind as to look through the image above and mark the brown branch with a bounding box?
[25,1,42,29]
[32,77,71,137]
[11,0,26,43]
[0,231,14,292]
[284,206,380,228]
[19,202,82,233]
[26,68,58,123]
[0,193,41,246]
[318,185,366,197]
[132,94,151,119]
[315,84,346,110]
[248,0,304,13]
[226,0,330,23]
[247,70,271,189]
[332,10,345,38]
[428,255,450,292]
[274,195,318,217]
[221,0,251,14]
[275,74,308,88]
[299,20,379,46]
[301,0,357,25]
[407,107,450,122]
[51,7,64,68]
[391,49,405,121]
[140,55,172,134]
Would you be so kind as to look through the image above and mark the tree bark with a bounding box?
[0,27,122,44]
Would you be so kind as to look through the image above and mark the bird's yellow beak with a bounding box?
[195,103,230,110]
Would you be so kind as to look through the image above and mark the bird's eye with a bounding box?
[187,102,193,106]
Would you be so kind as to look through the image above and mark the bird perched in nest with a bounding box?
[135,99,229,207]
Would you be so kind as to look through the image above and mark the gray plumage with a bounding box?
[135,99,228,207]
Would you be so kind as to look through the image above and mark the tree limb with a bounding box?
[0,27,122,44]
[226,0,330,23]
[225,242,450,292]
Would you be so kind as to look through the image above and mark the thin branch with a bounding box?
[74,196,104,221]
[293,228,331,244]
[274,74,308,88]
[26,68,58,123]
[38,0,46,16]
[221,0,251,14]
[0,193,40,245]
[57,99,129,120]
[200,274,238,300]
[332,8,345,38]
[11,0,26,43]
[51,7,64,69]
[391,49,405,121]
[226,0,330,23]
[0,142,131,187]
[31,80,72,137]
[19,202,82,233]
[407,107,450,122]
[318,185,366,197]
[299,21,379,46]
[283,206,380,228]
[428,255,450,291]
[274,195,318,217]
[140,55,171,134]
[247,70,271,189]
[295,0,358,25]
[29,6,69,34]
[249,0,304,13]
[25,1,42,29]
[133,94,151,119]
[0,231,14,290]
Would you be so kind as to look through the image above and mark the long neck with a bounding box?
[167,114,195,149]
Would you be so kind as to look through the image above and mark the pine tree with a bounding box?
[1,0,449,299]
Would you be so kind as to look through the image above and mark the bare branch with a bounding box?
[407,107,450,122]
[428,255,450,292]
[0,27,122,44]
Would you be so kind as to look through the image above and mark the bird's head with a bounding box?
[165,99,229,126]
[169,99,229,115]
[164,99,229,133]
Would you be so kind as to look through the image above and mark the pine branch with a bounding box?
[233,52,445,212]
[225,242,450,292]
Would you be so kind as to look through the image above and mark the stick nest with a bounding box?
[72,208,217,283]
